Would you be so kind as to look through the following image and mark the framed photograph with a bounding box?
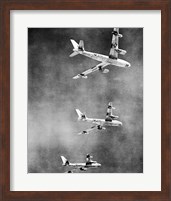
[0,0,170,200]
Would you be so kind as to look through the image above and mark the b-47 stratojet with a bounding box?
[70,28,131,79]
[76,102,122,135]
[61,154,101,173]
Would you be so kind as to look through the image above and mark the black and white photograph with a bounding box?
[28,28,143,173]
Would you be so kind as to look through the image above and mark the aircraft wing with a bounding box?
[77,123,106,135]
[73,62,109,79]
[77,126,97,135]
[109,28,119,59]
[86,154,94,162]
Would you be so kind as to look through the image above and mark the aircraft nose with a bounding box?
[126,63,131,68]
[125,62,131,67]
[119,122,122,126]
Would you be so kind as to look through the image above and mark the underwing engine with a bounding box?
[102,69,109,74]
[97,125,106,130]
[109,115,119,120]
[80,167,87,171]
[115,48,127,55]
[67,170,73,173]
[82,130,88,134]
[98,66,109,74]
[80,73,88,79]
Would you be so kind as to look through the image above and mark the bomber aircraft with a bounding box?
[61,154,101,173]
[70,28,131,79]
[76,102,122,135]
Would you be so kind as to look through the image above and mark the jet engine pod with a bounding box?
[80,73,88,79]
[97,125,106,130]
[109,115,119,120]
[112,31,123,38]
[97,125,103,130]
[66,170,73,173]
[98,66,109,74]
[115,48,127,55]
[82,130,88,134]
[80,167,86,171]
[102,69,109,74]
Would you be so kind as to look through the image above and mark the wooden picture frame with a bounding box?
[0,0,170,200]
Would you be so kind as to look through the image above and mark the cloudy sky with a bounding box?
[28,28,143,173]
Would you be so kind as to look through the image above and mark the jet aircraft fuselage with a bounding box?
[60,155,101,173]
[68,162,101,168]
[81,117,122,127]
[78,50,131,68]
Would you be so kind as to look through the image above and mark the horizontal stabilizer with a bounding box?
[69,52,79,57]
[115,48,127,55]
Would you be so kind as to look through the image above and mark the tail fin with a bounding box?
[75,109,87,120]
[78,40,84,51]
[61,156,69,166]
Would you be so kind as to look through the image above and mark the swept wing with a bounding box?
[105,102,119,121]
[77,125,97,135]
[77,124,105,135]
[106,102,115,117]
[73,62,109,79]
[109,28,119,59]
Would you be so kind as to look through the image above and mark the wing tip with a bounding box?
[73,74,88,79]
[73,75,80,79]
